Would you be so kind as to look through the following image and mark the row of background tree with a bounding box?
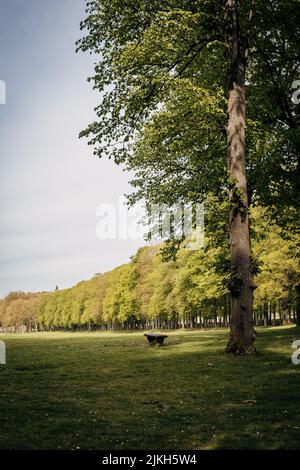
[1,207,299,332]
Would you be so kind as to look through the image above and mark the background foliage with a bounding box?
[1,209,299,330]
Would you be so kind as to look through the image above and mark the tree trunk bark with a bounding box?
[225,0,256,355]
[296,285,300,327]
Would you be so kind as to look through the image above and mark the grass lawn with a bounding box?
[0,325,300,450]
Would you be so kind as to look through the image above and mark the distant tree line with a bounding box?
[1,208,299,332]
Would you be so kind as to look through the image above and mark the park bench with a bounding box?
[144,333,168,345]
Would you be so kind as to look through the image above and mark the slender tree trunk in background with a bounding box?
[296,285,300,326]
[288,306,292,324]
[263,303,268,326]
[278,306,282,325]
[282,301,289,324]
[272,304,276,326]
[225,0,256,355]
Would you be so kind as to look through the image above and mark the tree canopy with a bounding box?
[77,0,299,214]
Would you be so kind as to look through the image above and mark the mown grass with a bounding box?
[0,325,300,450]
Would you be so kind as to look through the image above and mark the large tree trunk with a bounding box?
[225,0,256,355]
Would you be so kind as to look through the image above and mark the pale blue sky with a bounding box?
[0,0,144,297]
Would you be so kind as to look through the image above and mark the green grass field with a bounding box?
[0,326,300,450]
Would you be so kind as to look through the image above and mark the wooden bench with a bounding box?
[144,333,168,345]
